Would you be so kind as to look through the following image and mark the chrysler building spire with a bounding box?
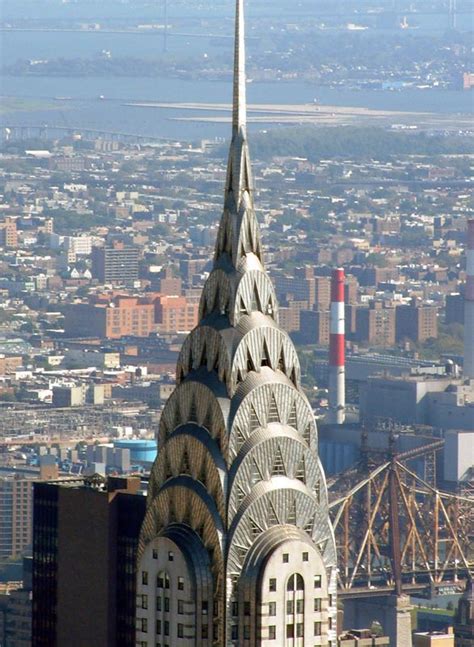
[232,0,247,132]
[136,2,337,645]
[218,0,259,265]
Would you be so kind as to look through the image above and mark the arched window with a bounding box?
[285,573,305,645]
[157,571,170,589]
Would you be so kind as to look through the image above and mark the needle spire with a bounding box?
[232,0,247,132]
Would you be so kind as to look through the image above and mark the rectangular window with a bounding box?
[164,597,170,612]
[296,599,304,614]
[269,578,277,592]
[329,594,333,607]
[156,619,161,634]
[177,624,184,638]
[283,553,289,563]
[141,594,148,609]
[202,601,208,615]
[232,601,238,616]
[244,626,250,639]
[164,621,169,636]
[157,575,164,588]
[202,625,209,639]
[168,551,174,562]
[141,618,148,633]
[329,617,332,630]
[268,601,276,616]
[142,571,148,585]
[296,622,304,638]
[231,625,238,640]
[152,549,158,559]
[244,601,250,616]
[286,600,294,615]
[314,621,321,636]
[269,626,276,640]
[157,597,161,611]
[314,575,322,588]
[314,598,321,612]
[286,624,294,639]
[178,600,184,614]
[302,551,309,562]
[178,577,184,591]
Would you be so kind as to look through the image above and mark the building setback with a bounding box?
[135,1,337,645]
[32,476,146,647]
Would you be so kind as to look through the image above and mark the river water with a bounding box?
[1,3,473,141]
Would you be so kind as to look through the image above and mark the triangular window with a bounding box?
[267,500,280,526]
[181,448,191,475]
[272,444,286,475]
[287,498,297,525]
[295,454,305,482]
[268,394,280,423]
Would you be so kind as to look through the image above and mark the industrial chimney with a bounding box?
[464,219,474,378]
[329,268,345,423]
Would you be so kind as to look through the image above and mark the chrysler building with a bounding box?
[136,1,337,644]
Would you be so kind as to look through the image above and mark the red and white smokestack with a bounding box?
[464,219,474,378]
[329,268,345,424]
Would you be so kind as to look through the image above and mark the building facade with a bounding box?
[154,295,199,334]
[454,580,474,646]
[64,296,155,339]
[355,302,396,347]
[395,300,438,343]
[136,2,337,645]
[91,240,139,284]
[0,217,18,249]
[299,310,330,345]
[0,477,33,559]
[32,476,145,647]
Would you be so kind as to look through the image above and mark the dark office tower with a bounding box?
[446,292,464,326]
[91,240,139,284]
[32,476,146,647]
[135,1,337,645]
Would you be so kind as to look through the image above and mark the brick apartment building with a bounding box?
[299,310,330,345]
[0,217,18,249]
[355,301,396,347]
[64,296,155,339]
[64,293,199,339]
[274,270,331,310]
[0,355,22,376]
[279,300,310,333]
[154,294,199,334]
[396,300,438,343]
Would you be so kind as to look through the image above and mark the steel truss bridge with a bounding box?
[328,442,473,599]
[1,124,170,144]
